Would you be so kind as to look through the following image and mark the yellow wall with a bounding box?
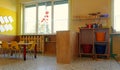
[0,0,17,35]
[0,0,16,11]
[70,0,111,32]
[16,0,22,35]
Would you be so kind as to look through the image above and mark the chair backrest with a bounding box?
[1,41,9,49]
[10,41,20,50]
[19,41,24,43]
[27,41,35,51]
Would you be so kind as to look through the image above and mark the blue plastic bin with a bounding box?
[95,44,106,54]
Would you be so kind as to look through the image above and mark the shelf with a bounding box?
[80,28,109,30]
[80,53,93,55]
[45,41,56,43]
[94,41,108,43]
[73,17,108,21]
[79,28,94,30]
[95,54,109,55]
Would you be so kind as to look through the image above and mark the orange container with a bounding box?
[96,32,105,42]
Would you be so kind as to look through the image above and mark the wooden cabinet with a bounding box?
[79,28,110,59]
[44,35,56,55]
[56,31,79,64]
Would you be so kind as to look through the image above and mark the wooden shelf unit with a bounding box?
[79,28,110,59]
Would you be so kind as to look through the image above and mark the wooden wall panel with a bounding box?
[0,35,17,42]
[70,32,79,60]
[44,35,56,55]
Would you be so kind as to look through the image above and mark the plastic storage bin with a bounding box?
[95,44,106,54]
[82,44,92,53]
[96,32,105,42]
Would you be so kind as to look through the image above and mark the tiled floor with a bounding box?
[0,54,120,70]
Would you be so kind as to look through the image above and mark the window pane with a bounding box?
[38,2,52,34]
[24,6,36,34]
[53,3,68,33]
[114,0,120,32]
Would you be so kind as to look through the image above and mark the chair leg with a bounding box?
[7,50,10,57]
[18,51,21,58]
[30,51,34,58]
[27,51,34,59]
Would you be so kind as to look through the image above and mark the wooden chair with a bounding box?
[19,41,24,43]
[18,41,24,51]
[26,41,35,58]
[1,41,10,57]
[10,41,21,57]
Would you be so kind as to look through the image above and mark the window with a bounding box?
[38,2,52,34]
[24,5,36,34]
[54,3,68,33]
[23,0,68,34]
[114,0,120,32]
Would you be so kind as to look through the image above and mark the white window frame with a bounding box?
[22,0,69,35]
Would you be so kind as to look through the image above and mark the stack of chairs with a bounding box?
[1,41,10,57]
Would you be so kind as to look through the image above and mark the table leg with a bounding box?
[23,45,26,60]
[34,44,37,58]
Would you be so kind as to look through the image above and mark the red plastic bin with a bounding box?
[82,44,92,53]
